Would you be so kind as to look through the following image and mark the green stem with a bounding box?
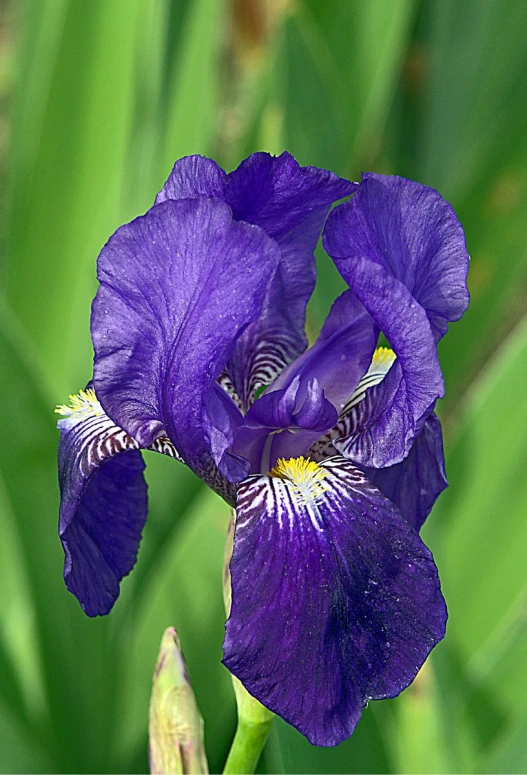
[223,714,274,775]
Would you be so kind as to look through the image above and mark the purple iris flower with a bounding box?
[56,153,469,747]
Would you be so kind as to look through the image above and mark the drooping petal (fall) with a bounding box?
[363,413,448,532]
[57,388,179,615]
[224,455,447,746]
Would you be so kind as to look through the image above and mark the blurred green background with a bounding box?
[1,0,527,772]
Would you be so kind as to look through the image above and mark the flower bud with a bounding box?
[149,627,208,774]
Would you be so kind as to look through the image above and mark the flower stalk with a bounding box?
[222,679,274,774]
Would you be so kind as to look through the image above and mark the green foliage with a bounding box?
[2,0,527,772]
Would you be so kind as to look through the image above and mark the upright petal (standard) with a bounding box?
[157,153,355,410]
[92,197,280,484]
[323,173,469,466]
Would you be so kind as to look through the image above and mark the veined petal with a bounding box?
[91,197,280,483]
[341,346,397,413]
[315,354,448,523]
[57,388,180,616]
[224,153,356,408]
[363,413,448,531]
[321,349,414,468]
[309,347,397,463]
[156,153,354,411]
[325,351,443,486]
[323,172,468,465]
[224,455,447,747]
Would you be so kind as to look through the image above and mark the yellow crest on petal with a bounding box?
[55,388,103,420]
[370,346,396,372]
[270,456,329,505]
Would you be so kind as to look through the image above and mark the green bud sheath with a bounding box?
[149,627,208,775]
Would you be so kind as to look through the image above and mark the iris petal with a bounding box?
[225,153,356,408]
[57,389,179,615]
[224,455,447,746]
[309,362,447,530]
[331,361,414,467]
[363,413,448,531]
[157,153,355,411]
[323,173,468,466]
[155,154,226,203]
[203,382,248,482]
[230,377,338,474]
[91,197,280,483]
[269,290,377,414]
[324,173,470,340]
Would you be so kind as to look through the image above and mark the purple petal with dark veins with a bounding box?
[157,152,355,411]
[92,197,280,483]
[335,280,440,467]
[323,173,468,466]
[224,153,356,408]
[362,413,448,532]
[328,360,410,467]
[224,456,447,746]
[57,392,179,615]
